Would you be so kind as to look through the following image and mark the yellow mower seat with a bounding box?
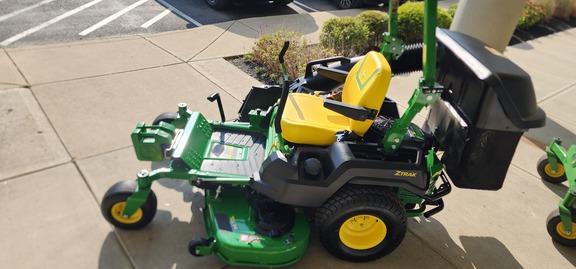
[281,51,392,146]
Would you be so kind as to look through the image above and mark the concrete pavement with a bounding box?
[1,9,576,269]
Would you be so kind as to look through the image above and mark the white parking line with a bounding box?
[287,3,307,14]
[293,1,319,12]
[79,0,149,36]
[156,0,202,27]
[0,0,57,22]
[0,0,103,46]
[141,8,172,28]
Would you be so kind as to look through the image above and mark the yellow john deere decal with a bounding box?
[395,170,417,177]
[355,56,382,91]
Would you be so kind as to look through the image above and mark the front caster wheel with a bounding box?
[537,155,567,183]
[101,180,157,230]
[189,237,213,257]
[315,185,407,262]
[546,209,576,246]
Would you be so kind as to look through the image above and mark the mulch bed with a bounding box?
[510,17,576,45]
[229,17,576,85]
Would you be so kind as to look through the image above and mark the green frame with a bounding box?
[110,0,455,265]
[546,139,576,234]
[121,0,447,227]
[381,0,443,154]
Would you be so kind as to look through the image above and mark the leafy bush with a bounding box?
[320,16,369,57]
[356,10,389,49]
[517,1,548,30]
[248,30,335,83]
[447,3,458,18]
[397,1,452,44]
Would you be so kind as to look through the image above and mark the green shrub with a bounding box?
[249,30,335,83]
[320,16,369,57]
[356,10,389,49]
[517,1,548,30]
[447,3,458,18]
[397,1,452,44]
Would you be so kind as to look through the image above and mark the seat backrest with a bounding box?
[342,51,392,135]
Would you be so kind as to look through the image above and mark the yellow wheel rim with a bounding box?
[556,221,576,240]
[339,215,386,250]
[111,202,143,224]
[545,163,565,178]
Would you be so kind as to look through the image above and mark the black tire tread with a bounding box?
[189,237,212,257]
[546,209,576,246]
[101,180,157,230]
[315,185,406,262]
[152,112,178,126]
[537,155,567,184]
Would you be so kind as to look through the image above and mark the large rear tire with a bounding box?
[315,185,407,262]
[152,112,178,125]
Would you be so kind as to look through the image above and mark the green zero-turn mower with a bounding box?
[101,0,546,266]
[537,139,576,246]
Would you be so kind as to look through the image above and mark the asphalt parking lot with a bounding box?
[0,0,340,47]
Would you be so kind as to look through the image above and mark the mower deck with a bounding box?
[203,187,310,267]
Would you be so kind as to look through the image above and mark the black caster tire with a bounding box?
[537,155,567,184]
[101,180,157,230]
[546,209,576,246]
[189,237,212,256]
[315,185,407,262]
[152,112,178,125]
[206,0,232,10]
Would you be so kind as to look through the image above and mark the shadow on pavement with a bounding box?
[100,156,213,269]
[410,217,523,269]
[459,236,523,269]
[98,233,133,268]
[552,240,576,267]
[524,116,576,149]
[541,179,570,199]
[98,208,223,269]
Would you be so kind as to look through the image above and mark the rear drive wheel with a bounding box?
[315,185,407,262]
[537,155,567,183]
[101,180,157,230]
[206,0,232,10]
[546,209,576,246]
[152,112,178,125]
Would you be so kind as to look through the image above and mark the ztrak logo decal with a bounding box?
[395,171,417,177]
